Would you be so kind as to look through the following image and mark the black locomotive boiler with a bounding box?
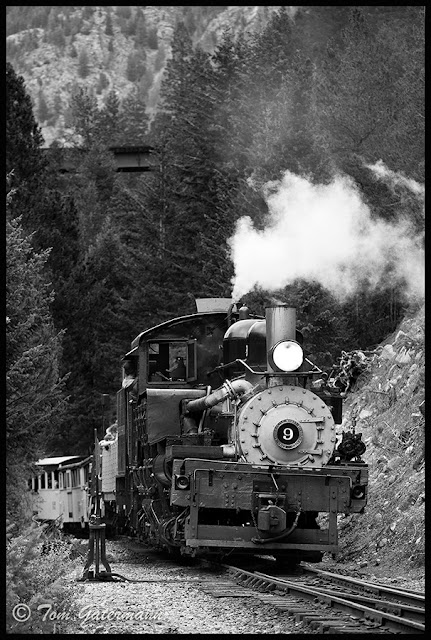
[104,298,368,563]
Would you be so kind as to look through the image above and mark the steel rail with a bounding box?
[301,564,425,606]
[302,586,422,623]
[223,564,424,634]
[254,571,425,625]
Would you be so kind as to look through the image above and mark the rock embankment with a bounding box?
[325,304,425,585]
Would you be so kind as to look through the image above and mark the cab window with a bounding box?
[148,341,196,382]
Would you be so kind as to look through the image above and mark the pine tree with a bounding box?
[115,5,131,20]
[251,6,297,91]
[39,123,122,452]
[29,171,81,293]
[6,211,68,519]
[55,217,139,452]
[96,72,109,95]
[70,86,99,147]
[68,87,118,242]
[135,14,147,48]
[315,6,424,227]
[82,6,94,20]
[36,88,50,123]
[6,63,55,246]
[46,7,57,35]
[50,26,66,48]
[124,16,137,36]
[120,92,149,145]
[105,11,113,36]
[6,63,46,202]
[126,52,138,82]
[77,46,90,79]
[316,8,410,166]
[150,23,237,304]
[126,50,147,82]
[97,89,121,145]
[147,26,158,49]
[371,7,424,180]
[53,91,62,117]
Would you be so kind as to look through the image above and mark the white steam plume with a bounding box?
[365,159,425,196]
[228,169,424,302]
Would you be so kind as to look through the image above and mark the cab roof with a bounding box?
[129,310,233,352]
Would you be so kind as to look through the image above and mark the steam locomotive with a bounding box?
[100,298,368,563]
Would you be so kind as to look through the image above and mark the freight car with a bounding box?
[29,455,92,532]
[101,298,368,563]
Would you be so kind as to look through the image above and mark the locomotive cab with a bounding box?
[106,298,368,563]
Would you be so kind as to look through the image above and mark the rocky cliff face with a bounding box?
[6,6,416,148]
[327,304,425,581]
[6,6,286,146]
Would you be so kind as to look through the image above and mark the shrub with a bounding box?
[6,522,81,634]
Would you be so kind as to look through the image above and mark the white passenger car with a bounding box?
[30,455,92,531]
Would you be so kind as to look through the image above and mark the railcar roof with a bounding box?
[36,455,82,467]
[59,455,92,470]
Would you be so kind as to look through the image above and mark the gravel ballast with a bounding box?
[62,540,302,634]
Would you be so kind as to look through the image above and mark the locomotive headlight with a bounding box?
[269,340,304,372]
[175,475,190,490]
[352,485,366,500]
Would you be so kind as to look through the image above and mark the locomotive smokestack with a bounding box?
[266,305,297,377]
[266,305,296,347]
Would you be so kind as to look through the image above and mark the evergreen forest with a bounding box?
[6,7,424,523]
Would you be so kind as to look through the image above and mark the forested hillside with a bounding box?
[6,6,424,523]
[6,6,419,147]
[6,5,285,144]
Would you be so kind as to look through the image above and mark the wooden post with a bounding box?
[79,429,112,581]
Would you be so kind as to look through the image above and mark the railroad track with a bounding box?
[199,561,425,634]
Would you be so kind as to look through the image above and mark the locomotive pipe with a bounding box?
[185,379,253,413]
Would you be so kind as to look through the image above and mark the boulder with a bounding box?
[380,344,395,360]
[395,347,412,365]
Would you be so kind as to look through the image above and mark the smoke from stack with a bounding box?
[228,165,424,303]
[365,160,425,197]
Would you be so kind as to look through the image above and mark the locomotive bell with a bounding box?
[238,304,250,320]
